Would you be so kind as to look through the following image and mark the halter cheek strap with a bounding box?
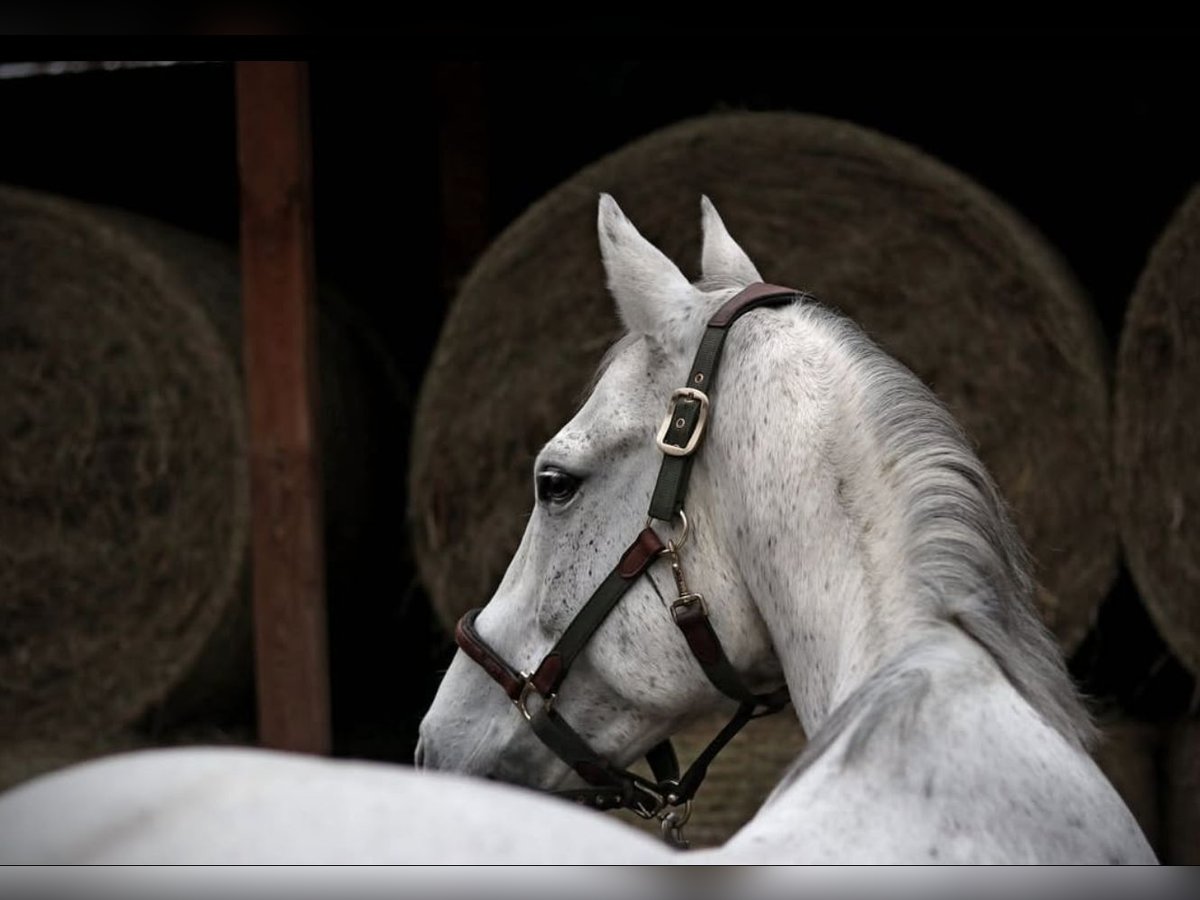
[529,528,666,696]
[455,529,684,815]
[454,283,808,845]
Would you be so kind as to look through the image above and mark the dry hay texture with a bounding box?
[1115,184,1200,676]
[616,711,806,848]
[0,184,398,748]
[0,185,248,742]
[1090,716,1164,857]
[0,724,254,794]
[411,111,1116,655]
[1164,719,1200,864]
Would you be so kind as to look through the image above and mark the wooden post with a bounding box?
[235,61,331,754]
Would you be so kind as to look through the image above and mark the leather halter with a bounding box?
[455,283,807,845]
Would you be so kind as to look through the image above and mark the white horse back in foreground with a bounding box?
[0,746,671,864]
[0,196,1155,863]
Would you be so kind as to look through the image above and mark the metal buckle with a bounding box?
[516,673,557,722]
[628,781,668,820]
[655,388,710,457]
[670,592,707,623]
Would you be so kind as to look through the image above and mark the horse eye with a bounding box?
[536,467,581,506]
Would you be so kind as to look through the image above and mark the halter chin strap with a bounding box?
[454,283,808,846]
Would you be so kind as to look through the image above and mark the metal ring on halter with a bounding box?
[516,674,556,722]
[659,797,693,848]
[645,508,689,554]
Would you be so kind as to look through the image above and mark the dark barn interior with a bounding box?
[0,34,1196,860]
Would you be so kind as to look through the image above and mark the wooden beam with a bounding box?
[235,61,330,755]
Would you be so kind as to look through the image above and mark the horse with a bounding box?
[417,194,1156,863]
[0,195,1154,864]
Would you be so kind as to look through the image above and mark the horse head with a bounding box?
[417,196,787,796]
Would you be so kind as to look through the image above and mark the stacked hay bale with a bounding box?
[613,711,807,847]
[1091,717,1164,854]
[1164,721,1199,864]
[0,184,407,789]
[1114,183,1200,863]
[1115,184,1200,681]
[0,186,250,757]
[409,112,1118,846]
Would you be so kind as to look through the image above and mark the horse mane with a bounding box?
[802,299,1097,751]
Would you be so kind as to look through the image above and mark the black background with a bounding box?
[1,29,1196,762]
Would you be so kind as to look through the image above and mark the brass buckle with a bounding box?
[655,388,710,457]
[516,673,556,722]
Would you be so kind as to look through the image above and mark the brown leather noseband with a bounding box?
[455,284,807,846]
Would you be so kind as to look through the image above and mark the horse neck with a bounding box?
[699,311,909,734]
[703,304,1070,743]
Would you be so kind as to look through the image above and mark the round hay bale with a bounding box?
[1115,184,1200,676]
[1092,716,1163,855]
[0,735,146,794]
[410,111,1116,653]
[617,711,806,848]
[0,723,255,794]
[0,185,249,741]
[1164,718,1200,864]
[0,184,408,741]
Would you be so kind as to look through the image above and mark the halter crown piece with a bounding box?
[455,283,808,847]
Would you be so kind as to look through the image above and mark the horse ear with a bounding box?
[700,195,762,286]
[597,193,691,340]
